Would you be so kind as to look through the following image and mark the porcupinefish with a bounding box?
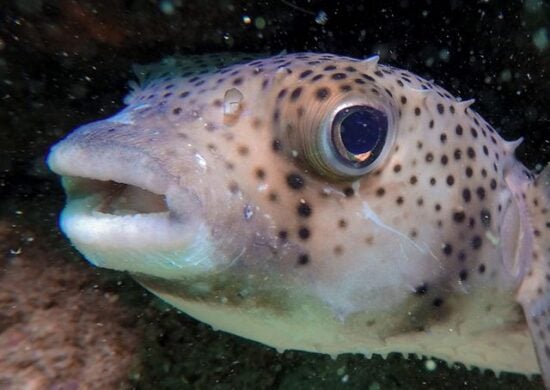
[47,53,550,385]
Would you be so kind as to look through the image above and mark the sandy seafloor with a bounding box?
[1,0,549,388]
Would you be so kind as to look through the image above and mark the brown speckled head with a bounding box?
[47,53,550,382]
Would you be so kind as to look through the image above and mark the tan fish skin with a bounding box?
[47,53,550,386]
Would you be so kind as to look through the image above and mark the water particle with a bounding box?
[315,11,328,25]
[243,204,254,220]
[194,153,207,170]
[425,359,437,371]
[255,17,266,29]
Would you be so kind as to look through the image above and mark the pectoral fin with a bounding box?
[517,164,550,387]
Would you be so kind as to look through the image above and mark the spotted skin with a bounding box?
[48,53,550,385]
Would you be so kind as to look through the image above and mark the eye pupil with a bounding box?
[333,106,388,167]
[340,108,386,156]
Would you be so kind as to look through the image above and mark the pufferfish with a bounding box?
[47,53,550,385]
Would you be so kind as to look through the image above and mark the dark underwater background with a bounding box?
[0,0,549,388]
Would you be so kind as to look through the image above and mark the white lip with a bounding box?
[60,194,191,251]
[58,192,215,277]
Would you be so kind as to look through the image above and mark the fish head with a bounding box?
[47,53,533,361]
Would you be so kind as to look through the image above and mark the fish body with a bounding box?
[47,53,550,384]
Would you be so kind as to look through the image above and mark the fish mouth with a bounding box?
[47,139,213,277]
[58,176,175,250]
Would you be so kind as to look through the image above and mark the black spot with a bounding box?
[298,227,311,240]
[414,107,421,116]
[425,153,434,163]
[315,87,330,100]
[173,107,182,115]
[480,209,492,227]
[362,73,375,82]
[476,186,486,200]
[344,187,355,197]
[290,87,303,101]
[432,298,444,307]
[471,235,482,250]
[272,139,282,152]
[467,147,476,159]
[228,182,239,194]
[393,164,402,173]
[414,283,428,295]
[443,243,453,256]
[470,127,478,138]
[446,175,455,186]
[298,253,310,265]
[455,125,463,136]
[483,145,489,156]
[286,173,305,190]
[299,70,313,79]
[297,202,312,217]
[459,269,468,281]
[179,91,190,98]
[376,187,386,197]
[440,134,447,144]
[454,149,462,160]
[278,230,288,240]
[440,155,448,165]
[410,176,418,185]
[453,211,466,223]
[277,89,288,100]
[478,264,486,273]
[462,188,472,203]
[331,73,347,80]
[400,96,407,104]
[490,178,497,190]
[255,168,265,180]
[324,65,337,71]
[437,103,445,114]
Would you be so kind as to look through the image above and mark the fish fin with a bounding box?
[517,163,550,386]
[125,52,267,103]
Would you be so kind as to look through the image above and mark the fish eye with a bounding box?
[275,86,397,180]
[331,106,388,169]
